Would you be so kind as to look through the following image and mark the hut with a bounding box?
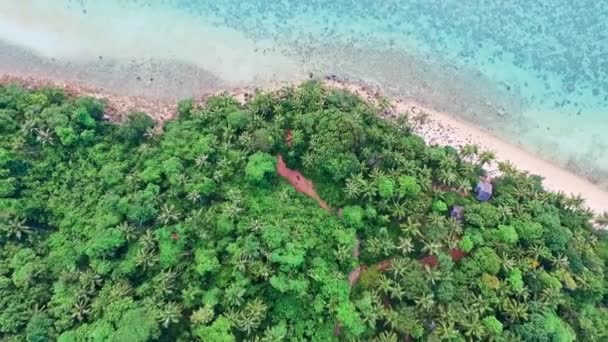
[474,181,493,201]
[450,205,465,221]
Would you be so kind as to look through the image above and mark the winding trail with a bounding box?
[276,154,331,212]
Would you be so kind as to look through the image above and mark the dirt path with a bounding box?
[276,154,331,212]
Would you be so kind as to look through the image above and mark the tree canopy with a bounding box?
[0,81,607,341]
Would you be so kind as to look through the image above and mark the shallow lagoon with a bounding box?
[0,0,607,186]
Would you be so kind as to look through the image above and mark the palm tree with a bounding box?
[360,307,380,330]
[34,127,55,146]
[20,119,36,136]
[224,284,246,307]
[396,236,414,255]
[497,160,517,177]
[423,265,443,285]
[594,212,608,228]
[414,293,435,313]
[459,144,479,161]
[158,203,180,225]
[1,217,33,240]
[387,199,406,220]
[477,150,496,167]
[195,154,210,168]
[418,165,433,182]
[396,159,418,174]
[435,304,458,323]
[384,132,399,149]
[390,257,410,279]
[343,178,362,199]
[550,253,569,270]
[370,168,385,181]
[236,311,261,335]
[438,169,458,187]
[499,252,517,273]
[225,202,243,219]
[117,222,137,242]
[158,302,182,328]
[301,151,316,169]
[458,162,476,178]
[245,298,268,321]
[143,127,157,140]
[248,219,262,233]
[433,321,459,340]
[79,271,103,295]
[501,298,528,323]
[548,190,567,207]
[438,154,458,171]
[456,178,472,194]
[427,212,446,229]
[213,169,224,183]
[400,217,422,238]
[539,287,565,309]
[465,294,491,316]
[191,305,214,325]
[422,240,443,256]
[361,181,378,201]
[374,331,399,342]
[573,274,590,290]
[497,205,513,223]
[565,193,585,210]
[446,218,463,235]
[139,230,157,250]
[110,281,132,299]
[394,112,411,132]
[334,244,352,262]
[460,313,485,340]
[528,244,551,260]
[581,207,596,221]
[377,275,394,295]
[412,111,430,129]
[259,323,289,342]
[154,270,178,297]
[377,214,391,226]
[187,191,201,203]
[365,237,384,258]
[233,299,268,335]
[389,283,406,301]
[71,297,91,322]
[250,111,266,127]
[136,247,158,271]
[381,308,406,333]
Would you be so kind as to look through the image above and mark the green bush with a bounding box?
[245,152,276,185]
[226,110,251,129]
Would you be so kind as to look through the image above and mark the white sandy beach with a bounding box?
[412,104,608,214]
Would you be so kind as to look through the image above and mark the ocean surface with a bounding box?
[0,0,607,187]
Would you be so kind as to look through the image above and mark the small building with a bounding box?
[450,205,465,221]
[474,181,493,201]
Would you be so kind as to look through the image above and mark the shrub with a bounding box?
[226,110,251,130]
[245,152,276,185]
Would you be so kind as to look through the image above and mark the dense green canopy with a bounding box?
[0,81,607,341]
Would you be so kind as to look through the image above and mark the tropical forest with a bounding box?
[1,81,607,341]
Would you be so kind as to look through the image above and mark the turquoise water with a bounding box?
[0,0,607,186]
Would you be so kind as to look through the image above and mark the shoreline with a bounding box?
[2,73,607,214]
[325,80,608,214]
